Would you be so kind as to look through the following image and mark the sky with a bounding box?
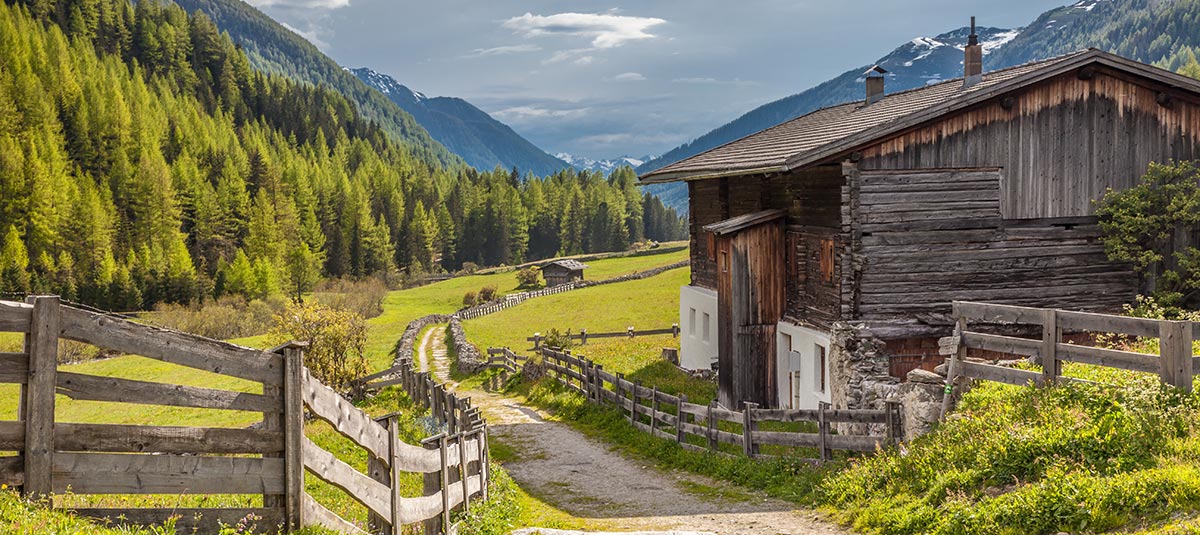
[246,0,1065,160]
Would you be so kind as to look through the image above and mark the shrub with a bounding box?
[478,285,498,302]
[271,301,369,391]
[313,277,388,319]
[461,262,479,275]
[147,295,286,339]
[462,291,478,307]
[541,327,574,349]
[515,266,541,289]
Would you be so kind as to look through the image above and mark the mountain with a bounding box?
[637,25,1020,175]
[351,68,570,177]
[557,153,651,174]
[169,0,462,169]
[639,0,1200,177]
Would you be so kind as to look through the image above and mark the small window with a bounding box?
[720,250,729,273]
[702,312,711,342]
[688,308,697,336]
[819,238,835,283]
[706,232,717,261]
[814,343,827,393]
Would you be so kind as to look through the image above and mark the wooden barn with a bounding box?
[642,32,1200,410]
[541,259,588,287]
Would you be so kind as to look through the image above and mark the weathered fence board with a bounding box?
[53,423,283,454]
[0,456,22,487]
[302,369,390,463]
[302,437,393,520]
[961,331,1041,358]
[58,306,283,386]
[56,372,280,413]
[302,493,370,535]
[0,353,28,384]
[51,453,285,495]
[0,301,31,333]
[1056,343,1159,374]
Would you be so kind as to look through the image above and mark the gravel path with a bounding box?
[420,330,847,535]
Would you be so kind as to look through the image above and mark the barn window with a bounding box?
[818,238,835,283]
[720,250,729,273]
[706,232,717,261]
[814,343,827,393]
[787,233,799,278]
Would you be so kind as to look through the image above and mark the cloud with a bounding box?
[672,77,758,86]
[502,12,666,49]
[613,72,646,81]
[245,0,349,9]
[491,105,591,122]
[463,44,542,58]
[279,21,330,49]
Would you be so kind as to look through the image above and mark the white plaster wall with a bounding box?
[679,286,718,371]
[776,322,833,410]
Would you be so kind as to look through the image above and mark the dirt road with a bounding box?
[420,330,846,535]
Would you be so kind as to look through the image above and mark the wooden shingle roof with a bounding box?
[640,49,1200,184]
[542,259,588,271]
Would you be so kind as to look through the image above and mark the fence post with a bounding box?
[884,399,901,445]
[817,401,831,464]
[388,415,403,535]
[368,417,391,533]
[631,380,643,425]
[283,346,305,531]
[23,295,59,501]
[458,432,470,514]
[533,334,542,350]
[650,387,660,436]
[1042,308,1059,384]
[672,323,680,338]
[581,329,588,345]
[439,434,451,531]
[478,427,489,502]
[594,365,605,402]
[615,372,626,410]
[1160,320,1193,392]
[628,326,635,338]
[422,437,443,535]
[676,394,687,444]
[940,314,967,421]
[741,401,759,458]
[706,400,718,451]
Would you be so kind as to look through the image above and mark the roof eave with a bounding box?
[639,165,787,184]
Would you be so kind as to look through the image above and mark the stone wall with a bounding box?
[448,317,486,375]
[392,314,452,365]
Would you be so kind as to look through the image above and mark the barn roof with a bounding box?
[640,49,1200,184]
[542,259,588,271]
[703,210,784,236]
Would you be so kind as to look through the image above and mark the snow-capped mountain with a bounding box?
[349,67,572,177]
[556,153,651,174]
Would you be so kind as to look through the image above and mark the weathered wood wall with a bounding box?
[853,168,1135,338]
[717,220,786,408]
[858,68,1200,219]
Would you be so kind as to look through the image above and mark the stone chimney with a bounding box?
[864,65,887,105]
[963,16,983,87]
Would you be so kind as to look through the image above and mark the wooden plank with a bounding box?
[54,423,283,454]
[302,493,370,535]
[58,306,283,386]
[24,295,58,499]
[56,372,280,413]
[0,301,31,333]
[953,301,1046,325]
[826,434,889,453]
[301,437,392,520]
[1043,309,1060,382]
[958,361,1044,386]
[0,353,28,384]
[1057,344,1159,374]
[73,508,284,533]
[961,331,1042,358]
[1057,309,1161,338]
[0,456,22,487]
[282,348,304,531]
[357,364,404,385]
[751,408,891,424]
[1160,320,1193,391]
[302,368,390,463]
[0,420,22,450]
[52,452,285,495]
[752,431,820,448]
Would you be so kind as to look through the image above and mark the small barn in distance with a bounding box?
[641,22,1200,412]
[541,259,588,287]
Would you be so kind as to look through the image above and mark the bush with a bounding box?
[541,327,574,349]
[478,285,498,302]
[313,277,388,319]
[463,291,478,307]
[147,295,287,339]
[461,262,479,275]
[515,266,541,289]
[271,301,369,391]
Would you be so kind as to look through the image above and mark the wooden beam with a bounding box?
[51,453,285,495]
[0,353,28,384]
[0,301,31,333]
[301,368,390,463]
[301,493,370,535]
[54,423,282,454]
[56,372,280,413]
[301,437,392,520]
[58,306,282,386]
[1057,343,1159,374]
[24,295,59,499]
[72,507,284,533]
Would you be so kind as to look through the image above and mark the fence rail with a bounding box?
[527,325,680,348]
[946,301,1199,395]
[0,297,486,535]
[488,347,900,463]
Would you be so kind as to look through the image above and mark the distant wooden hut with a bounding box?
[541,260,588,287]
[641,30,1200,410]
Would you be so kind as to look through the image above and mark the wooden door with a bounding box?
[717,219,785,408]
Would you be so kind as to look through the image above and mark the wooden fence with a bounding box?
[946,301,1200,394]
[455,284,576,320]
[527,325,680,348]
[357,357,484,436]
[0,297,486,535]
[488,347,901,463]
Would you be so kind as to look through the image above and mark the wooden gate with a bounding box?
[705,210,786,408]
